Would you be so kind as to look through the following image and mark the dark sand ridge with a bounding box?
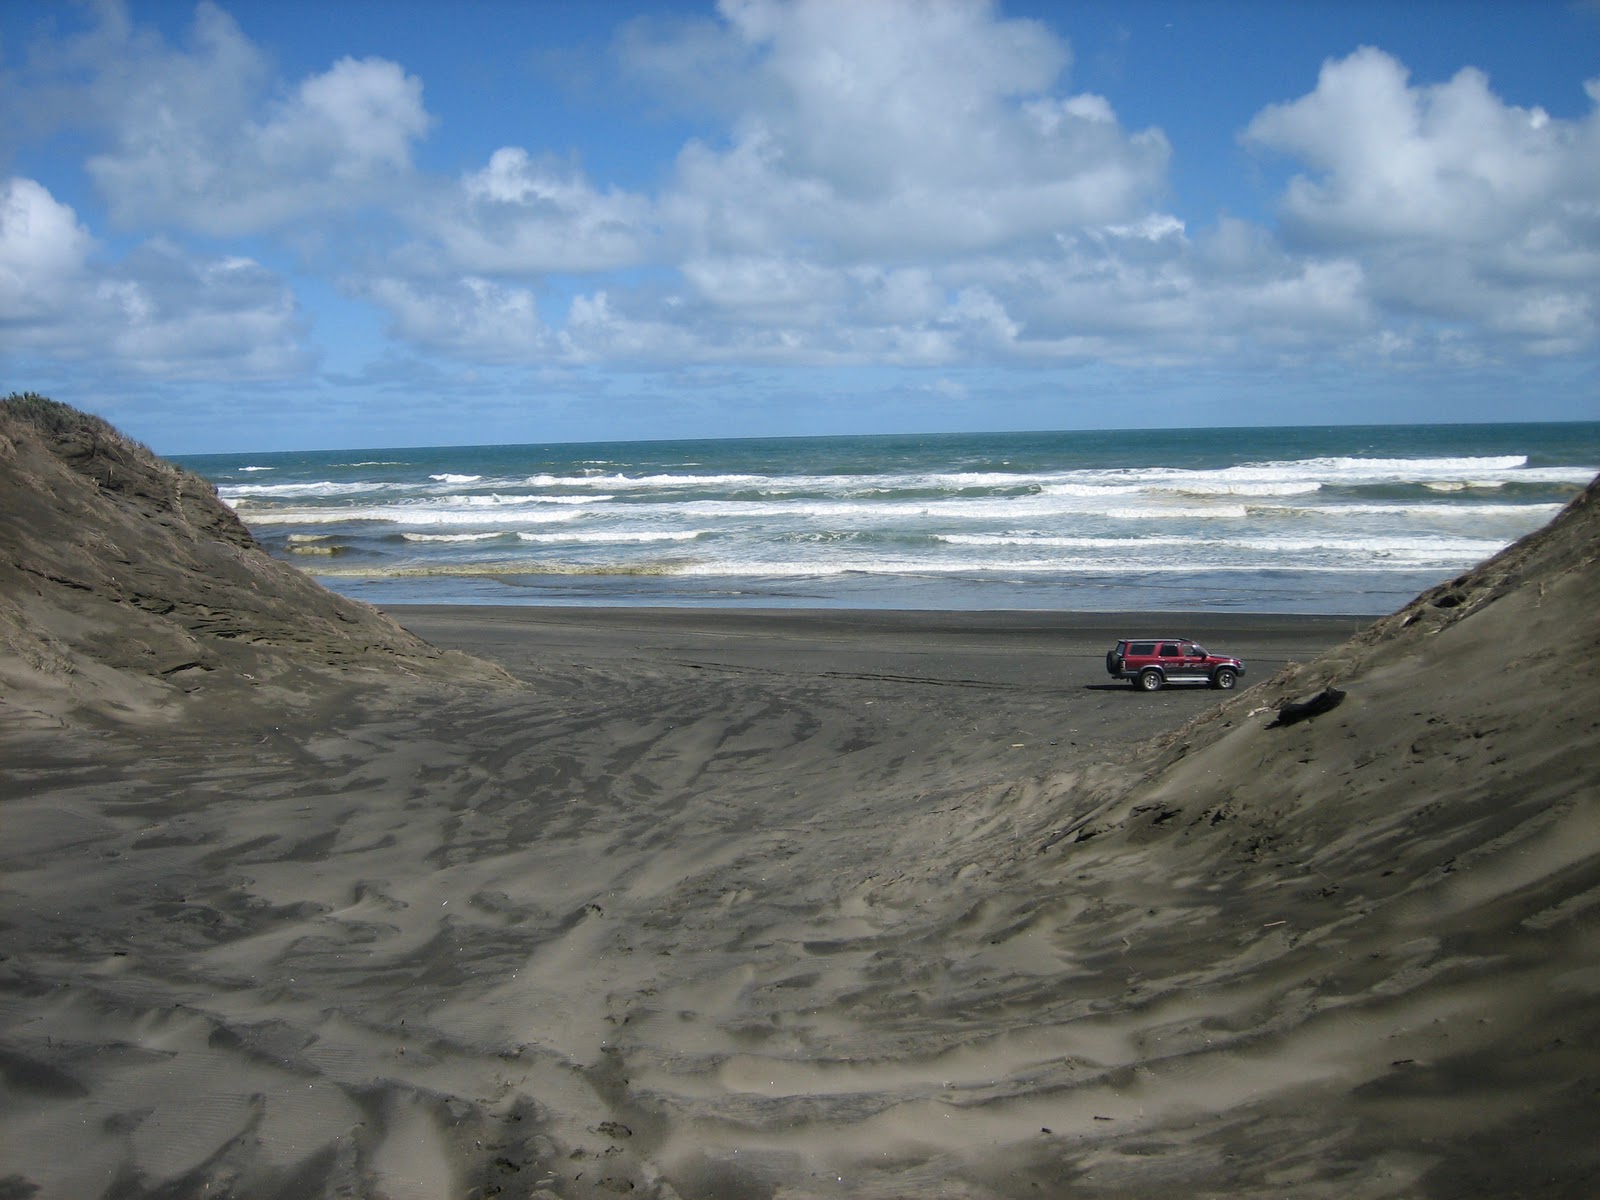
[0,394,511,728]
[1,396,1597,1198]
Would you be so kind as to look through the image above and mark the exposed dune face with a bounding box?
[0,395,509,725]
[922,479,1600,1197]
[1,399,1596,1198]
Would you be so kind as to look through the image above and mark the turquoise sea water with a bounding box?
[177,422,1600,615]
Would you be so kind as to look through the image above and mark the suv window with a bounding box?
[1129,642,1156,655]
[1160,643,1182,657]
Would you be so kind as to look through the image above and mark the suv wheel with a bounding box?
[1211,667,1238,690]
[1137,669,1164,692]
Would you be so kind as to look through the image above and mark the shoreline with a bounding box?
[197,421,1600,623]
[380,601,1369,684]
[382,601,1376,640]
[320,565,1456,616]
[384,604,1369,774]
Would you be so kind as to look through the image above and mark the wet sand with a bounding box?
[392,605,1371,773]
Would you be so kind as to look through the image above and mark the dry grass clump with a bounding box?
[1,391,148,452]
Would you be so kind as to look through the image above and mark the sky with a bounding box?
[2,0,1598,454]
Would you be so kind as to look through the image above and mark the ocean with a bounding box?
[176,422,1600,615]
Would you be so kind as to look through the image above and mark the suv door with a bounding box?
[1158,642,1192,682]
[1165,641,1209,682]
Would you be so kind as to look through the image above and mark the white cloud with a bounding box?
[1243,47,1600,354]
[416,0,1164,290]
[847,266,943,326]
[943,287,1020,350]
[388,0,1174,367]
[680,254,847,324]
[554,278,966,368]
[363,276,555,362]
[1246,47,1595,246]
[6,2,1595,394]
[0,178,97,323]
[106,244,310,377]
[714,0,1066,192]
[1,177,307,377]
[415,23,1594,370]
[561,290,703,363]
[262,56,429,181]
[651,0,1169,260]
[427,148,653,274]
[76,5,430,235]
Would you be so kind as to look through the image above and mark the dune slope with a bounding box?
[0,394,508,724]
[877,478,1600,1196]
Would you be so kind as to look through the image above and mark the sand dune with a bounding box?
[2,398,1597,1198]
[0,395,509,727]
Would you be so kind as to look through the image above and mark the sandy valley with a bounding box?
[3,398,1597,1198]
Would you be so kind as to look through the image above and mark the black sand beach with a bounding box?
[0,606,1362,1198]
[391,605,1369,776]
[3,399,1598,1198]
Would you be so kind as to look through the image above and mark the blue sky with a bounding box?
[3,0,1598,454]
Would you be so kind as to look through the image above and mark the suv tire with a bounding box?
[1211,667,1238,690]
[1137,669,1164,692]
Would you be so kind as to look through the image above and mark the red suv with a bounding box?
[1106,638,1245,691]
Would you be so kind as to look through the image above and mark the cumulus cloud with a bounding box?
[1245,46,1600,354]
[0,178,98,325]
[104,241,311,377]
[1246,47,1591,246]
[680,255,848,325]
[1,177,308,377]
[650,0,1169,260]
[412,0,1163,290]
[66,4,431,235]
[561,290,704,363]
[362,276,555,363]
[426,148,654,274]
[5,0,1597,394]
[371,0,1176,367]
